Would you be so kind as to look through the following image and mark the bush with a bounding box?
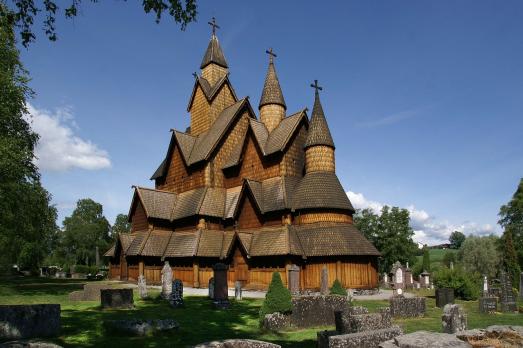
[433,267,481,300]
[442,251,457,267]
[89,265,99,275]
[73,264,90,274]
[259,272,292,323]
[330,279,347,296]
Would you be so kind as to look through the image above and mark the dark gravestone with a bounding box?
[290,295,348,328]
[500,271,517,312]
[169,279,184,308]
[389,296,426,318]
[100,289,134,309]
[0,304,61,340]
[288,264,300,295]
[479,297,497,313]
[212,263,230,309]
[435,288,455,308]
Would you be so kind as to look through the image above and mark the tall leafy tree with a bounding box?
[61,199,111,266]
[458,235,501,279]
[498,178,523,269]
[422,245,431,272]
[449,231,466,250]
[0,3,58,272]
[500,227,521,289]
[354,206,418,274]
[112,214,131,236]
[1,0,197,47]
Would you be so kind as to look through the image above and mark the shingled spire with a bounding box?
[305,81,335,173]
[259,48,286,132]
[200,17,228,85]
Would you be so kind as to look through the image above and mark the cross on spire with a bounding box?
[192,72,198,80]
[310,80,323,94]
[208,17,220,35]
[266,48,277,63]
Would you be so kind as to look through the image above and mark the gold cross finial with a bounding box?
[208,17,220,35]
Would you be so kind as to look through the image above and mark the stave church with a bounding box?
[104,19,380,290]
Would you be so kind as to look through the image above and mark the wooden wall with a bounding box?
[190,83,236,136]
[302,259,378,289]
[131,201,148,232]
[237,193,263,229]
[297,212,353,224]
[156,146,205,193]
[280,122,307,177]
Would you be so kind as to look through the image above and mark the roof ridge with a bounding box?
[194,229,203,256]
[133,187,150,218]
[137,229,152,256]
[161,230,174,260]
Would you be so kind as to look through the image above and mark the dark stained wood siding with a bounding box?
[157,146,205,193]
[131,201,148,232]
[237,193,263,229]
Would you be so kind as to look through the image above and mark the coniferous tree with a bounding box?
[422,245,431,272]
[498,178,523,270]
[259,272,292,323]
[501,227,521,289]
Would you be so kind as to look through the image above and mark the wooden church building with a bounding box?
[105,19,380,290]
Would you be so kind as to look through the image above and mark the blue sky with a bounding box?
[19,0,523,244]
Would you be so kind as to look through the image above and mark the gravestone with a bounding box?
[137,275,148,299]
[435,288,454,308]
[320,266,329,295]
[234,281,242,301]
[389,296,426,318]
[420,271,430,289]
[499,271,517,312]
[169,279,184,308]
[288,264,300,295]
[212,263,230,309]
[441,304,467,334]
[208,277,215,299]
[161,261,173,299]
[391,262,405,289]
[100,289,134,309]
[0,304,61,340]
[479,296,497,313]
[519,272,523,300]
[382,273,389,285]
[483,275,488,296]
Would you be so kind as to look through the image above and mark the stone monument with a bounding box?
[138,275,148,299]
[288,264,300,295]
[441,304,467,334]
[483,275,488,296]
[420,271,430,289]
[208,277,215,299]
[499,270,517,312]
[161,261,173,299]
[320,266,329,295]
[169,279,184,308]
[391,262,405,289]
[234,281,242,301]
[435,288,454,308]
[212,263,230,309]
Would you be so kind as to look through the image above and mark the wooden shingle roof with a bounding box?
[291,172,354,212]
[304,90,335,149]
[200,34,228,69]
[259,61,286,110]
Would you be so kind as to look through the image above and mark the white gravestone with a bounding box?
[161,261,173,298]
[395,268,403,284]
[483,276,488,295]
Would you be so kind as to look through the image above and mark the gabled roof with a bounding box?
[103,233,136,257]
[291,171,354,212]
[133,187,177,220]
[186,74,238,112]
[200,34,228,69]
[291,222,380,256]
[304,90,335,149]
[259,61,286,110]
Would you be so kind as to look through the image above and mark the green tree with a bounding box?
[458,235,501,279]
[449,231,466,250]
[498,178,523,269]
[259,272,292,323]
[330,279,348,296]
[422,245,430,272]
[442,250,457,268]
[112,214,131,236]
[354,206,418,274]
[1,0,197,47]
[60,199,111,266]
[0,3,58,272]
[500,227,521,289]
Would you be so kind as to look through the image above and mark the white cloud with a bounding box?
[347,191,498,246]
[25,104,111,171]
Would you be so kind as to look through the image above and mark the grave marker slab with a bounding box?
[138,275,148,299]
[208,277,214,299]
[100,289,134,309]
[320,266,329,295]
[212,263,230,309]
[479,297,497,313]
[441,304,467,334]
[169,279,184,308]
[234,281,242,301]
[500,271,517,312]
[435,288,454,308]
[288,265,300,295]
[161,261,173,299]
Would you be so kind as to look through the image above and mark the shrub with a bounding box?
[259,272,292,323]
[433,267,481,300]
[442,251,457,267]
[89,265,99,275]
[330,279,347,296]
[73,264,90,274]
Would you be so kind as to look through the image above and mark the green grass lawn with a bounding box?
[415,248,457,270]
[0,276,521,347]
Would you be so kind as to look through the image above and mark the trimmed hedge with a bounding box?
[433,267,480,300]
[330,279,347,296]
[259,272,292,324]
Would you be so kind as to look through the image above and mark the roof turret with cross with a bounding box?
[200,17,228,69]
[259,47,286,110]
[304,80,335,149]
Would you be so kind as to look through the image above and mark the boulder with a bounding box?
[103,319,179,336]
[194,339,281,348]
[0,341,62,348]
[380,331,472,348]
[441,304,467,334]
[100,288,134,309]
[262,313,290,331]
[0,305,60,340]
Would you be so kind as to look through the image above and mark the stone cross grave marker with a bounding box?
[161,261,173,299]
[500,270,517,312]
[320,266,329,295]
[138,275,148,299]
[288,264,300,295]
[169,279,184,308]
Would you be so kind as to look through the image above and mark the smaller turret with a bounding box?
[200,17,228,85]
[304,80,335,173]
[259,48,286,132]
